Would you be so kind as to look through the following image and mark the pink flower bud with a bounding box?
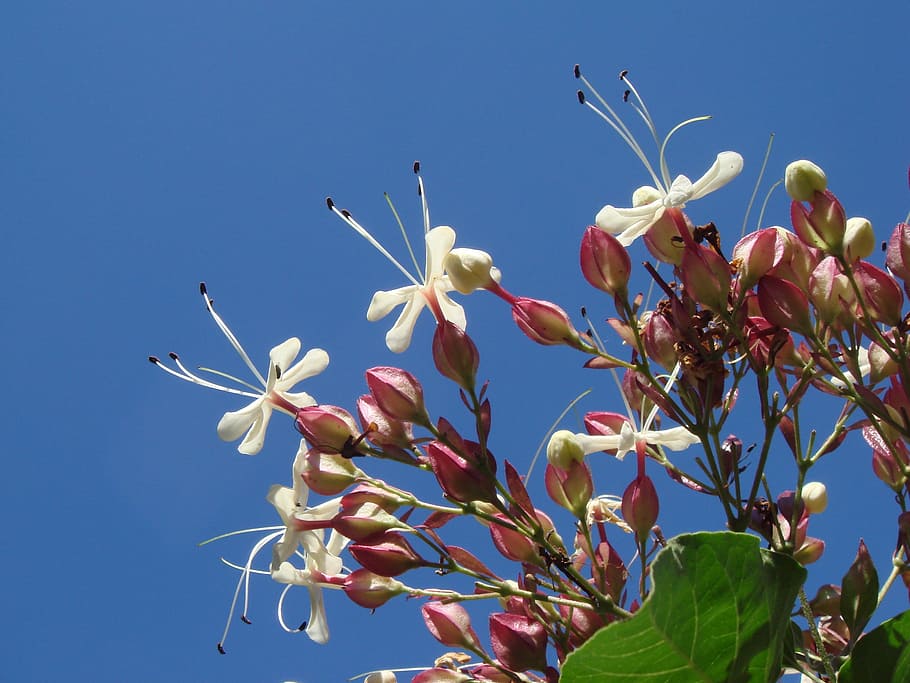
[785,160,827,202]
[843,217,875,262]
[296,405,362,453]
[584,411,629,456]
[333,501,410,543]
[412,670,471,683]
[680,243,731,312]
[642,311,679,370]
[356,394,414,451]
[791,190,847,254]
[545,460,593,518]
[560,601,607,648]
[366,367,430,425]
[854,262,904,326]
[489,513,540,564]
[757,275,814,336]
[300,449,364,495]
[622,474,659,543]
[809,256,855,326]
[511,297,589,350]
[349,532,424,577]
[733,228,782,290]
[643,210,691,265]
[343,569,408,609]
[871,446,907,490]
[794,536,825,565]
[425,440,498,504]
[808,584,842,618]
[489,613,548,672]
[421,601,481,649]
[886,223,910,295]
[432,321,480,391]
[580,226,631,295]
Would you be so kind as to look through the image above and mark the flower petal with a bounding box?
[424,225,456,280]
[269,337,302,375]
[367,285,417,322]
[641,425,701,451]
[436,290,467,330]
[384,295,426,353]
[278,348,330,388]
[304,585,330,644]
[237,404,273,455]
[595,202,663,246]
[687,151,744,201]
[217,399,265,442]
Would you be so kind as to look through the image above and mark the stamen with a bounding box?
[199,283,268,387]
[276,584,302,633]
[384,192,422,281]
[195,366,262,394]
[741,133,776,236]
[756,179,784,231]
[148,355,260,398]
[525,388,593,479]
[329,204,422,288]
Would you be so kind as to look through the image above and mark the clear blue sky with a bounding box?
[2,2,909,681]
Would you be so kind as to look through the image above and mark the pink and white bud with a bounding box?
[642,311,679,370]
[356,394,413,451]
[732,228,781,290]
[643,209,692,266]
[296,405,361,453]
[300,448,364,495]
[785,160,827,202]
[854,262,904,326]
[791,190,847,254]
[511,297,589,350]
[809,256,855,326]
[363,672,398,683]
[421,601,481,650]
[432,321,480,391]
[412,670,471,683]
[445,247,498,294]
[801,482,828,514]
[583,412,630,456]
[580,226,631,295]
[343,569,408,609]
[886,223,910,294]
[489,513,540,564]
[333,501,410,543]
[489,613,548,672]
[546,430,585,469]
[366,367,430,425]
[349,532,424,577]
[794,536,826,565]
[425,440,498,504]
[843,217,875,262]
[622,474,659,543]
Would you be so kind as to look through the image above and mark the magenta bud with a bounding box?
[296,405,361,453]
[489,514,540,564]
[425,440,498,504]
[872,446,907,490]
[719,435,742,483]
[333,501,410,543]
[580,226,631,295]
[489,613,548,672]
[854,262,904,326]
[643,311,679,370]
[349,532,424,577]
[757,275,814,336]
[622,474,659,543]
[886,223,910,295]
[680,243,731,312]
[365,366,429,425]
[560,601,607,648]
[421,601,481,649]
[432,321,480,391]
[343,569,408,609]
[791,190,847,254]
[411,670,471,683]
[511,297,589,350]
[544,460,593,518]
[356,394,413,450]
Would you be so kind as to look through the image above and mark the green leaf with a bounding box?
[838,609,910,683]
[561,532,806,683]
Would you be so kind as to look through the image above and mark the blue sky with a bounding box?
[2,2,909,681]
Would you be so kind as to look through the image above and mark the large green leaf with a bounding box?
[838,609,910,683]
[561,532,806,683]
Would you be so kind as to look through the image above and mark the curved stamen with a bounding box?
[658,115,712,192]
[199,283,268,387]
[148,355,260,399]
[276,583,304,633]
[328,203,422,288]
[741,133,776,237]
[199,525,284,546]
[384,192,423,282]
[195,366,263,394]
[621,72,661,153]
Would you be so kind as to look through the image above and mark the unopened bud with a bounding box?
[422,601,481,649]
[785,160,827,202]
[445,248,498,294]
[432,321,480,391]
[886,223,910,295]
[545,460,593,518]
[791,190,847,254]
[425,440,498,504]
[343,569,408,609]
[300,447,365,495]
[349,532,424,577]
[622,474,659,543]
[295,405,361,452]
[580,226,631,295]
[801,482,828,514]
[546,430,585,469]
[489,613,548,672]
[843,217,875,262]
[680,243,731,312]
[854,262,904,326]
[757,275,814,336]
[365,367,430,425]
[511,297,589,350]
[732,228,780,290]
[840,539,879,639]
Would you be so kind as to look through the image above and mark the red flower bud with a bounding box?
[511,297,589,350]
[886,223,910,295]
[732,228,780,290]
[621,474,659,543]
[854,262,904,326]
[425,440,498,504]
[757,275,814,336]
[333,501,410,543]
[643,311,679,370]
[365,367,430,425]
[809,256,855,326]
[791,190,847,254]
[343,569,408,609]
[296,405,362,453]
[580,226,631,295]
[489,513,540,564]
[544,460,593,518]
[349,532,424,577]
[421,601,481,649]
[356,394,413,451]
[680,243,731,312]
[432,321,480,391]
[489,613,548,672]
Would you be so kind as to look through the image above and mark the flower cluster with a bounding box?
[152,67,910,682]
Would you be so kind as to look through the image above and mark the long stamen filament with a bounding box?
[149,356,260,399]
[384,192,423,282]
[643,361,683,432]
[657,115,712,192]
[757,179,784,230]
[621,73,661,151]
[199,284,268,387]
[199,525,284,546]
[741,133,776,237]
[276,584,303,632]
[328,203,422,288]
[526,388,593,479]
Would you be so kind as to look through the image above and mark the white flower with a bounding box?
[575,66,743,245]
[151,283,329,454]
[574,420,701,460]
[328,167,473,353]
